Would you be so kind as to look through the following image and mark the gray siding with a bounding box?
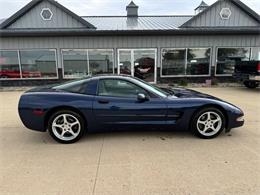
[8,1,85,29]
[186,0,259,27]
[1,35,259,70]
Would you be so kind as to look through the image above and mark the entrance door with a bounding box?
[118,49,157,83]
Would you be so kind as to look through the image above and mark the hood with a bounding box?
[160,87,221,100]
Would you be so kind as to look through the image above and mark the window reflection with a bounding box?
[88,49,113,75]
[119,50,131,75]
[250,47,260,61]
[63,50,88,78]
[98,79,147,98]
[161,48,211,76]
[20,50,57,78]
[187,48,211,75]
[216,48,251,75]
[134,50,155,82]
[0,51,20,79]
[118,49,156,83]
[63,49,114,78]
[162,49,186,75]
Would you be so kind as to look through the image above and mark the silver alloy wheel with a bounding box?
[52,114,81,141]
[196,111,222,137]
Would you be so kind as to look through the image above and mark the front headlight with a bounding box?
[236,116,244,122]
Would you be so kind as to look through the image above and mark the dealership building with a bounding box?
[0,0,259,86]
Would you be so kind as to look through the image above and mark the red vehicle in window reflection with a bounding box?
[134,57,154,80]
[0,65,41,78]
[119,57,155,82]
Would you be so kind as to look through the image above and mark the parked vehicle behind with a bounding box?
[233,60,260,88]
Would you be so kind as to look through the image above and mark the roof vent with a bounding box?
[194,1,209,14]
[126,1,138,17]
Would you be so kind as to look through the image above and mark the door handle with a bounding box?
[98,99,109,104]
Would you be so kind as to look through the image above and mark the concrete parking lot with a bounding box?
[0,87,259,195]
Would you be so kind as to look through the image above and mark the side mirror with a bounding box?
[137,93,148,102]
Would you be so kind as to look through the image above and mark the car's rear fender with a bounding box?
[43,105,88,132]
[18,92,95,132]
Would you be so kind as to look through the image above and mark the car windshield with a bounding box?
[131,77,172,98]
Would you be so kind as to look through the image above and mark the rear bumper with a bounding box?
[18,108,46,132]
[233,73,260,82]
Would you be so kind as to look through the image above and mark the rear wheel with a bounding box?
[48,110,85,144]
[244,81,259,89]
[191,107,225,139]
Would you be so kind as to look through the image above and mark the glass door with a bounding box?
[133,49,156,83]
[118,50,132,75]
[118,49,156,83]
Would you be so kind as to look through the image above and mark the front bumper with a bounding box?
[227,112,244,130]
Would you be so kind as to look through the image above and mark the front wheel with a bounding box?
[244,81,259,89]
[48,110,85,144]
[191,107,226,139]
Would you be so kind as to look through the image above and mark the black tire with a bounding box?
[48,110,86,144]
[244,81,259,89]
[191,107,226,139]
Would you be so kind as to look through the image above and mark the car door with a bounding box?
[93,78,167,130]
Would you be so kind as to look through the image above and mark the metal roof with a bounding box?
[1,26,259,37]
[82,16,192,30]
[0,18,5,24]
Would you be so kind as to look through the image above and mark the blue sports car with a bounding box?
[18,75,244,144]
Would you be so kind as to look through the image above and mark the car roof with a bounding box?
[87,74,136,80]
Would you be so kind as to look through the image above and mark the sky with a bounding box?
[0,0,259,19]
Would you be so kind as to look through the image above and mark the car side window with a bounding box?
[53,79,97,95]
[98,79,148,98]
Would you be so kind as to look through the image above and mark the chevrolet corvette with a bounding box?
[18,75,244,143]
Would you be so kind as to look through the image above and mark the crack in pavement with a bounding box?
[92,135,105,195]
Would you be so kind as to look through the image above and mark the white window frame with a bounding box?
[117,48,157,84]
[61,48,115,79]
[215,46,252,77]
[160,47,212,78]
[0,49,58,80]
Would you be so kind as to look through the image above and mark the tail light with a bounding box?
[257,62,260,73]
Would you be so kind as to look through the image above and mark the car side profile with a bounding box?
[18,75,244,144]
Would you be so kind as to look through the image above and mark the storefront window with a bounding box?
[20,50,57,78]
[216,48,250,75]
[162,49,186,76]
[88,49,113,75]
[63,49,114,78]
[162,48,211,76]
[0,51,20,79]
[63,50,88,78]
[118,50,131,75]
[118,49,156,83]
[187,48,211,75]
[251,47,260,61]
